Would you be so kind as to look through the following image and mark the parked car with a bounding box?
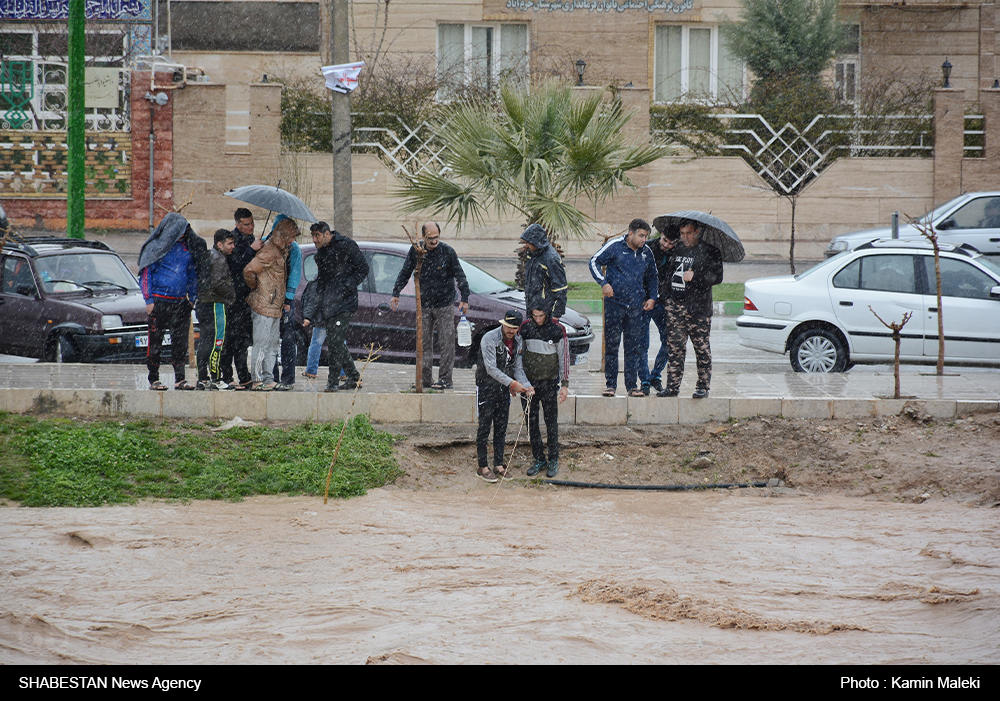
[825,191,1000,258]
[0,237,160,362]
[293,242,594,367]
[738,240,1000,372]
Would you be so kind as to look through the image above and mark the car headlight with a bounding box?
[559,321,577,334]
[100,315,124,329]
[826,240,849,253]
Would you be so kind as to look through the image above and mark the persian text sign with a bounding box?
[0,0,148,21]
[504,0,694,13]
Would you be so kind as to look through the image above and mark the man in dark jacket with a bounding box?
[475,310,533,483]
[658,219,723,399]
[646,224,679,392]
[520,307,570,479]
[195,229,237,390]
[390,222,470,390]
[220,208,258,389]
[138,213,200,390]
[302,222,369,392]
[519,223,568,319]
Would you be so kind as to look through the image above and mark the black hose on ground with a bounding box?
[541,479,772,491]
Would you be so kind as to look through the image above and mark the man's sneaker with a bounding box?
[494,465,513,481]
[324,382,340,393]
[656,388,679,398]
[477,467,498,483]
[273,383,293,391]
[341,379,361,390]
[692,388,710,399]
[641,382,651,396]
[546,460,559,478]
[214,381,235,391]
[527,459,547,477]
[650,377,663,393]
[196,380,216,391]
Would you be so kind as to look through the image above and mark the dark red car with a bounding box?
[294,242,594,367]
[0,237,159,362]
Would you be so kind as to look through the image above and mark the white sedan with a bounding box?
[738,240,1000,372]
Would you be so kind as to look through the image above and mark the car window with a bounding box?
[929,258,998,299]
[303,252,318,282]
[35,252,138,292]
[370,253,406,296]
[833,254,916,294]
[2,255,37,296]
[458,260,509,295]
[943,196,1000,229]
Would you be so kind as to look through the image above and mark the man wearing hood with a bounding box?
[138,213,200,390]
[519,224,568,319]
[519,307,570,478]
[220,208,258,390]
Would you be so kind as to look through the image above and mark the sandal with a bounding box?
[602,387,616,397]
[149,381,168,391]
[477,467,498,483]
[301,371,318,379]
[174,380,196,391]
[251,382,275,392]
[628,388,645,398]
[430,380,450,390]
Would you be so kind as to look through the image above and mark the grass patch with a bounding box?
[0,412,402,507]
[509,280,744,302]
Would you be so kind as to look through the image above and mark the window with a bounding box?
[437,23,528,98]
[654,24,743,103]
[930,259,996,300]
[835,24,860,104]
[833,255,917,295]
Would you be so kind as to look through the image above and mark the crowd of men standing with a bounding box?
[137,208,367,393]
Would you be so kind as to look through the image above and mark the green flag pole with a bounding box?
[66,0,85,239]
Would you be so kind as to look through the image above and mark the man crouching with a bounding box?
[475,310,534,483]
[520,307,569,478]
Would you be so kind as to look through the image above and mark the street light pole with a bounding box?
[331,0,354,238]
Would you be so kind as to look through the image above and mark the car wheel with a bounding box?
[789,328,848,373]
[44,332,78,364]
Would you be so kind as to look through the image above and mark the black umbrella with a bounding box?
[653,211,745,263]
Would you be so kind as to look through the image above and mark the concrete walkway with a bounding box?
[1,357,997,425]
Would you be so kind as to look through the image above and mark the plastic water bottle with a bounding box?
[457,314,472,347]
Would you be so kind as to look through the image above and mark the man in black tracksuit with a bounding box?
[520,307,570,479]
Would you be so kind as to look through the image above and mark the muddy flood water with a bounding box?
[2,484,997,665]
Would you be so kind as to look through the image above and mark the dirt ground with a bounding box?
[1,410,998,665]
[390,411,1000,507]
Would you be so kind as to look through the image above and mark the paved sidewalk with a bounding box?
[1,358,998,402]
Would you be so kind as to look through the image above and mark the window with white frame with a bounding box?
[437,23,528,98]
[653,24,743,103]
[835,24,860,104]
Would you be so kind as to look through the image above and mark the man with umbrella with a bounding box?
[657,218,723,399]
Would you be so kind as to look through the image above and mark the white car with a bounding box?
[738,240,1000,372]
[825,191,1000,257]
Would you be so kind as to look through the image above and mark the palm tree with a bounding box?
[394,81,665,243]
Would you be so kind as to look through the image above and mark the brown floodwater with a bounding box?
[1,486,997,664]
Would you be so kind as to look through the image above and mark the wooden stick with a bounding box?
[401,223,426,393]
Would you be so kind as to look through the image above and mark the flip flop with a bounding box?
[602,387,616,397]
[150,381,168,391]
[174,380,196,391]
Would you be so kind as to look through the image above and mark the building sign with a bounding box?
[0,0,150,21]
[503,0,694,13]
[84,67,119,108]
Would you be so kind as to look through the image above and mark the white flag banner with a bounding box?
[322,61,365,94]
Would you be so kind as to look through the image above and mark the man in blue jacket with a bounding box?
[138,213,200,390]
[589,218,658,397]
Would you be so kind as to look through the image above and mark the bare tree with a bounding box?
[869,306,913,399]
[907,215,945,375]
